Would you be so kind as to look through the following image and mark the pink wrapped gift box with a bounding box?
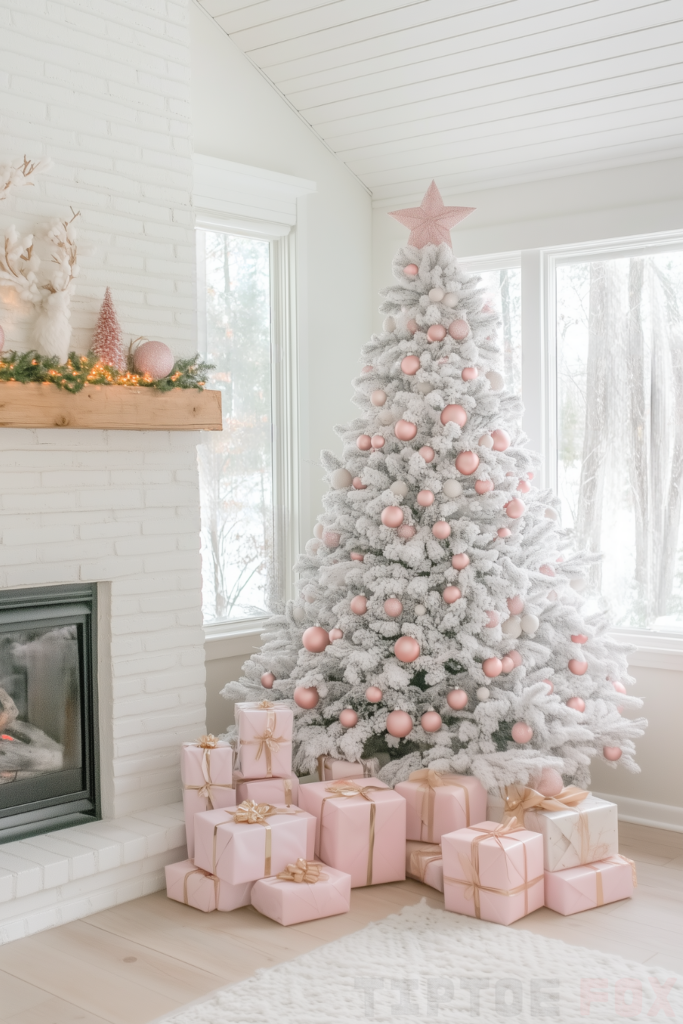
[251,859,351,926]
[442,821,544,925]
[405,841,443,892]
[165,858,253,913]
[299,778,406,888]
[235,701,293,780]
[395,770,487,843]
[234,772,299,808]
[317,756,377,781]
[181,741,236,858]
[193,802,314,885]
[544,855,636,916]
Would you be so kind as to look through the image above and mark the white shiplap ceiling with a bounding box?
[198,0,683,205]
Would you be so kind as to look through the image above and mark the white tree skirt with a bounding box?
[163,901,683,1023]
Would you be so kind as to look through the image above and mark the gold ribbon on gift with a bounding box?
[317,756,376,782]
[195,734,220,749]
[184,747,235,810]
[408,769,472,843]
[586,853,638,906]
[182,864,220,907]
[322,781,386,886]
[242,710,287,777]
[276,858,328,884]
[444,821,543,919]
[406,842,442,883]
[257,700,275,709]
[502,784,592,862]
[213,800,300,878]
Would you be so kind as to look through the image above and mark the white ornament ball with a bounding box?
[521,613,540,634]
[428,287,445,303]
[486,370,504,391]
[292,605,306,623]
[331,468,353,489]
[443,292,458,308]
[479,433,494,449]
[414,604,426,616]
[132,340,174,380]
[415,381,432,395]
[378,409,394,425]
[391,480,409,497]
[383,316,396,332]
[571,577,588,591]
[476,686,490,701]
[371,390,387,406]
[545,508,558,520]
[442,479,463,499]
[502,615,522,638]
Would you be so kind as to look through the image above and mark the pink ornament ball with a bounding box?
[362,365,373,373]
[353,477,367,489]
[294,686,319,709]
[417,489,434,506]
[475,479,494,494]
[406,319,419,334]
[322,530,340,549]
[418,445,435,463]
[339,709,358,728]
[507,595,524,615]
[386,709,414,738]
[448,319,469,341]
[404,264,419,276]
[511,722,533,744]
[350,551,364,561]
[447,688,468,710]
[568,659,588,676]
[498,528,511,538]
[462,366,478,381]
[395,419,418,441]
[452,553,470,570]
[485,610,499,628]
[398,524,417,539]
[508,650,522,667]
[401,355,421,375]
[132,340,174,381]
[613,681,627,694]
[260,672,275,689]
[371,434,385,449]
[302,626,330,653]
[350,595,367,615]
[441,404,467,427]
[357,435,372,451]
[421,711,442,733]
[540,564,556,577]
[517,479,531,494]
[543,680,554,694]
[571,634,588,644]
[432,521,451,539]
[501,656,514,674]
[482,657,503,678]
[365,686,383,703]
[329,628,344,641]
[491,429,510,452]
[532,767,564,797]
[505,498,526,519]
[427,324,446,342]
[455,451,479,475]
[443,586,461,604]
[371,389,387,406]
[381,506,404,528]
[567,697,586,712]
[603,746,622,761]
[384,598,403,617]
[394,636,420,663]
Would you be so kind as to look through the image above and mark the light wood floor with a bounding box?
[0,822,679,1024]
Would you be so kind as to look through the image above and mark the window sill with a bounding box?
[204,618,270,661]
[614,630,683,672]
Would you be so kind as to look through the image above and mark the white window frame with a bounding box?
[193,156,316,643]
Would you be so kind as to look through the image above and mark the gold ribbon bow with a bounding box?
[242,709,287,777]
[321,781,386,886]
[213,800,300,877]
[257,700,275,709]
[502,784,589,827]
[183,864,220,907]
[444,821,543,919]
[195,734,220,749]
[184,747,234,809]
[406,842,442,883]
[276,858,328,884]
[408,769,472,843]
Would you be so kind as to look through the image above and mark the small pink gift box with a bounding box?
[442,820,544,925]
[181,740,236,858]
[299,778,406,888]
[193,802,315,885]
[395,770,487,843]
[165,858,253,913]
[234,771,299,807]
[236,701,293,780]
[544,855,636,916]
[317,756,377,781]
[251,859,351,926]
[405,841,443,892]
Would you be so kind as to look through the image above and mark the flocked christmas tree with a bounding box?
[222,182,646,793]
[91,287,126,371]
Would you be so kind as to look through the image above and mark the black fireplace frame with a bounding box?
[0,583,101,843]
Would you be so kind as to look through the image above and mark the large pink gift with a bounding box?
[405,841,443,892]
[193,801,314,885]
[251,859,351,926]
[442,820,544,925]
[299,778,406,888]
[317,756,377,781]
[236,701,293,779]
[544,855,636,916]
[234,771,299,807]
[180,737,236,858]
[395,769,487,843]
[165,858,253,912]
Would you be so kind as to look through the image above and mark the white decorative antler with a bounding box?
[0,155,52,202]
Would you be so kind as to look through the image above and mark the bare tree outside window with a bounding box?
[197,231,275,625]
[557,252,683,630]
[474,268,522,399]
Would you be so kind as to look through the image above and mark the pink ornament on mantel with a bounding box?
[365,686,383,703]
[302,627,330,653]
[381,506,404,528]
[441,404,467,427]
[371,435,385,449]
[339,709,358,728]
[294,686,319,709]
[395,419,417,441]
[427,324,446,342]
[350,595,367,615]
[505,498,526,519]
[498,527,511,538]
[398,524,416,539]
[386,710,414,737]
[406,319,419,334]
[357,435,372,451]
[451,553,469,570]
[417,489,434,507]
[384,598,403,617]
[448,319,469,340]
[352,477,366,490]
[432,521,451,539]
[418,445,435,463]
[603,746,622,761]
[401,355,421,375]
[260,672,275,689]
[511,722,533,744]
[329,628,344,641]
[421,711,442,733]
[462,366,478,381]
[568,659,588,676]
[482,657,503,678]
[455,451,479,475]
[394,636,420,663]
[443,586,461,604]
[404,264,419,276]
[447,688,468,710]
[567,697,586,712]
[132,340,174,381]
[474,479,494,494]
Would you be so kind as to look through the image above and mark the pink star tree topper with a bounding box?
[389,181,475,249]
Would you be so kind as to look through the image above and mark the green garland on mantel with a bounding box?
[0,351,214,393]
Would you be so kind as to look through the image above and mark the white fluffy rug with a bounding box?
[163,902,683,1023]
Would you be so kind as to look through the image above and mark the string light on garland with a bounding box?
[0,350,213,393]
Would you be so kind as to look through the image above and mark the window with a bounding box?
[460,256,522,398]
[197,229,277,626]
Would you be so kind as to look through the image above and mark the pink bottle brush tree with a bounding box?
[91,287,126,372]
